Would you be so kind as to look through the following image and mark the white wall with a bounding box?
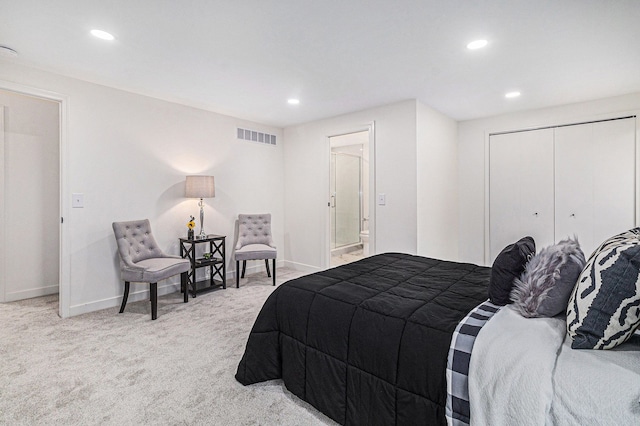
[283,100,418,271]
[458,92,640,266]
[1,90,60,301]
[416,101,459,260]
[0,62,284,316]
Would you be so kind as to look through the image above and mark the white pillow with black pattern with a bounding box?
[566,228,640,350]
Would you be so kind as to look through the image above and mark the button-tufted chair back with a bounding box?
[236,214,275,250]
[234,213,277,288]
[113,219,165,265]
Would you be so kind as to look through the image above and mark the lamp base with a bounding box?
[198,199,207,239]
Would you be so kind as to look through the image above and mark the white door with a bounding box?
[0,90,60,302]
[489,128,555,262]
[555,118,636,258]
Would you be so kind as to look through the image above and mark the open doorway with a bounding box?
[0,89,61,306]
[329,130,372,267]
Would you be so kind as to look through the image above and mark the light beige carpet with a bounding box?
[0,268,338,425]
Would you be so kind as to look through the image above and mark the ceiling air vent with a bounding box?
[237,128,276,145]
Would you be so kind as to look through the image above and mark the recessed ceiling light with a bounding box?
[0,46,18,58]
[90,29,115,41]
[287,98,300,105]
[505,91,521,98]
[466,39,488,50]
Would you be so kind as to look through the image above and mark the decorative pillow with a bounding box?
[489,236,535,305]
[510,237,585,318]
[567,228,640,349]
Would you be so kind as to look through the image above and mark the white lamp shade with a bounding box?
[185,175,215,198]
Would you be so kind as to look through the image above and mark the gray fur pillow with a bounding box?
[510,237,586,318]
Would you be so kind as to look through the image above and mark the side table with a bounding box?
[179,235,226,298]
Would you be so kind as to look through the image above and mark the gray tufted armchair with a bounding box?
[234,213,277,288]
[112,219,190,320]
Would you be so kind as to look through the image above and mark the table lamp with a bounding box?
[185,175,215,238]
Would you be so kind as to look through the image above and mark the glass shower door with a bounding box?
[330,152,361,249]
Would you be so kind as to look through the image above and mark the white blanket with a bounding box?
[549,333,640,425]
[468,307,565,426]
[468,306,640,425]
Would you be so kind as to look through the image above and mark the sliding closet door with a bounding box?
[555,118,636,257]
[489,129,555,262]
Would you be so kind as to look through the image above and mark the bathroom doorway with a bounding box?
[329,130,371,267]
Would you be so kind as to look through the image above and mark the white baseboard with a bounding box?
[66,259,319,317]
[231,259,287,278]
[232,259,320,277]
[5,285,59,302]
[69,281,181,317]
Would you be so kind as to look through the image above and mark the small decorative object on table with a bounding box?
[187,216,196,240]
[203,252,212,260]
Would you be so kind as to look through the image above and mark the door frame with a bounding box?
[324,122,375,268]
[0,105,4,302]
[0,80,70,318]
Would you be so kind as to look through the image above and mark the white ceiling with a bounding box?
[1,0,639,128]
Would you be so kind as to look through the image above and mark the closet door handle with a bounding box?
[570,213,576,218]
[533,212,539,217]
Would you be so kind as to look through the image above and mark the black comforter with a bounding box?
[235,253,490,425]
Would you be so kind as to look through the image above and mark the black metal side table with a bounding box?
[179,235,226,298]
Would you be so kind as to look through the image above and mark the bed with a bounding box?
[235,243,640,425]
[235,253,490,425]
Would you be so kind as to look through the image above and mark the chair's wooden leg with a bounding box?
[272,259,276,286]
[265,259,271,277]
[236,261,240,288]
[181,272,188,303]
[150,283,158,320]
[241,261,247,278]
[119,281,130,313]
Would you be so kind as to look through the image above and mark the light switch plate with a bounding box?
[72,193,84,208]
[377,193,386,205]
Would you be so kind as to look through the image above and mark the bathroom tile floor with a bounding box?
[330,249,365,267]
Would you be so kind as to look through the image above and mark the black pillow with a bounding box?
[489,236,535,305]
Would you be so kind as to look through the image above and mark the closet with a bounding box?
[489,117,636,263]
